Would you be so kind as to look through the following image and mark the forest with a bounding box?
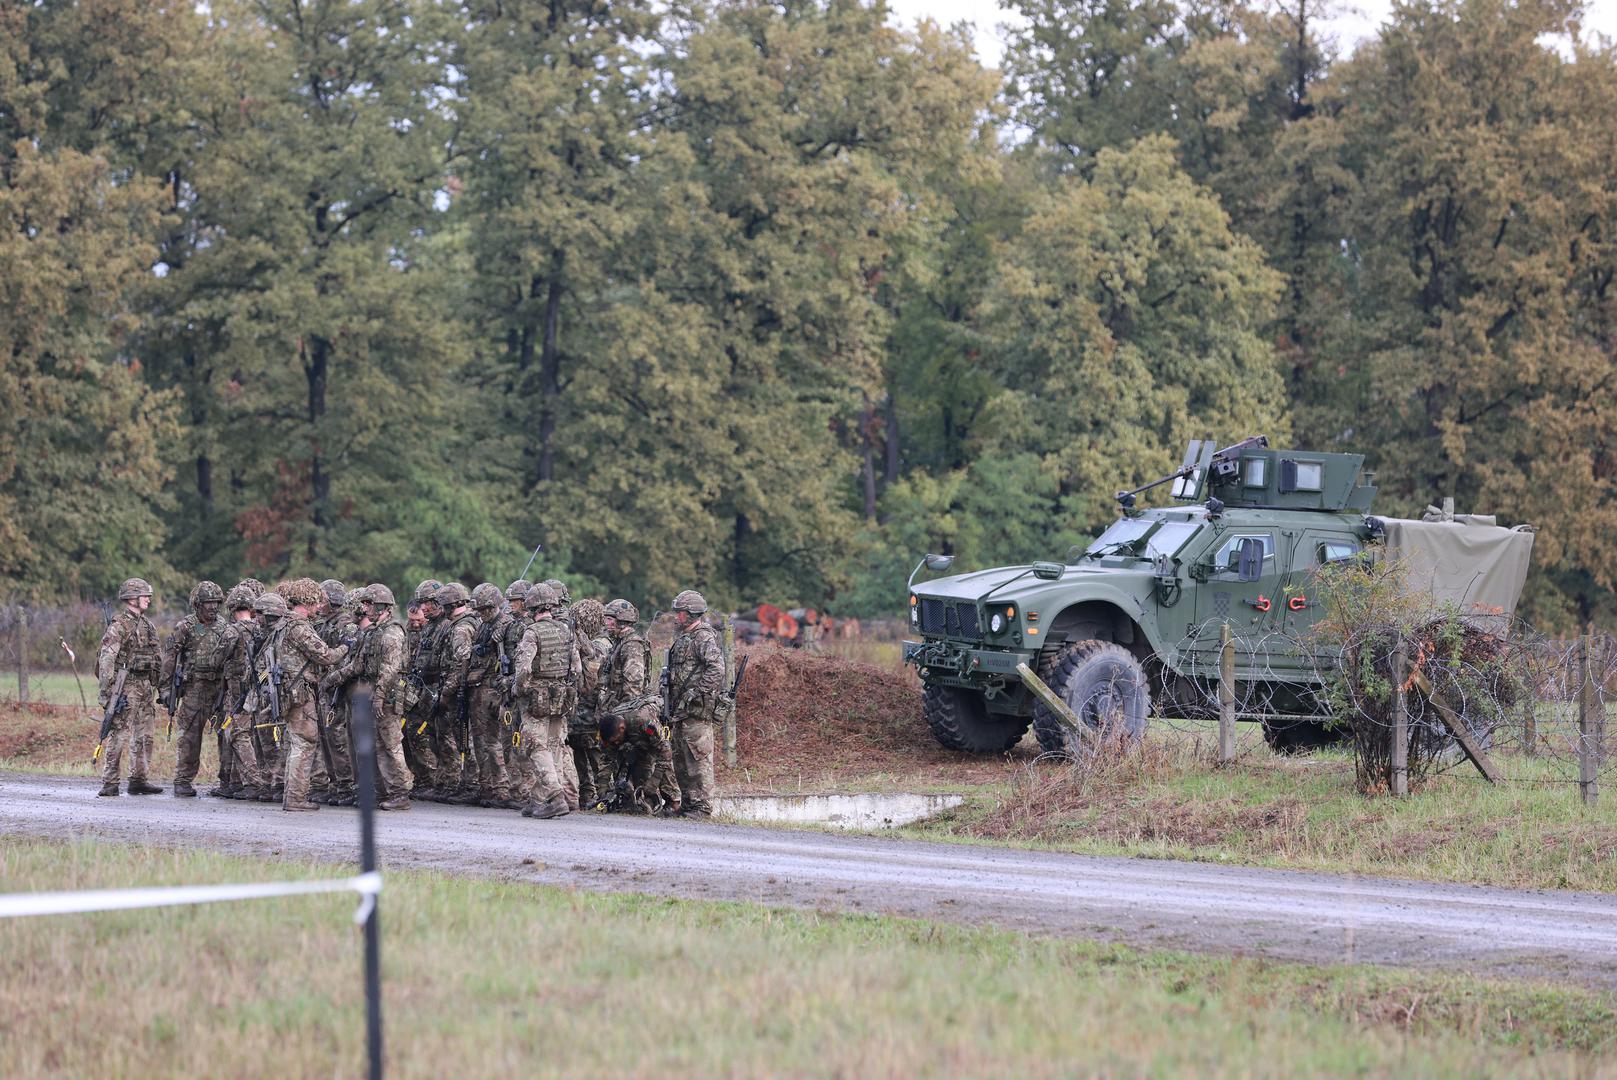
[2,0,1614,629]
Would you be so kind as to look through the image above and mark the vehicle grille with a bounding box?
[919,598,947,636]
[954,603,981,639]
[921,599,981,640]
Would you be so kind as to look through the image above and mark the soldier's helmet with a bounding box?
[526,582,558,612]
[254,593,289,618]
[435,582,470,609]
[279,577,322,609]
[413,579,442,604]
[117,578,154,601]
[602,598,639,625]
[365,584,397,608]
[320,579,347,607]
[505,579,531,602]
[573,598,605,638]
[226,586,256,612]
[671,589,708,615]
[191,580,225,608]
[470,583,503,610]
[545,579,571,605]
[234,578,266,598]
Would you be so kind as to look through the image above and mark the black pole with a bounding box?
[352,686,384,1080]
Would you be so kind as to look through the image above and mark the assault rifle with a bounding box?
[658,661,673,727]
[164,662,185,722]
[93,668,129,763]
[256,643,285,744]
[727,654,750,703]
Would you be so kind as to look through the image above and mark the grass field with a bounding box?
[2,838,1616,1078]
[0,671,89,707]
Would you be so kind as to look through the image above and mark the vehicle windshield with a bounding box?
[1085,518,1202,561]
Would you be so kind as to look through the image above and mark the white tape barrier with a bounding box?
[0,871,382,924]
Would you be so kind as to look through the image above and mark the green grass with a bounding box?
[0,671,90,707]
[905,725,1617,892]
[2,838,1615,1078]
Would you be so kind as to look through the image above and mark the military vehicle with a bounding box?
[902,436,1533,755]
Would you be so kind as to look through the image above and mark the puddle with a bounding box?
[715,793,964,830]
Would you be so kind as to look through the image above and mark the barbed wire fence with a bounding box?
[1140,618,1614,802]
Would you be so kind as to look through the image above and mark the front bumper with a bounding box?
[904,638,1038,712]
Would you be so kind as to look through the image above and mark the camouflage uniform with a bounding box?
[599,602,678,813]
[158,581,231,796]
[325,585,413,807]
[217,591,266,797]
[511,584,578,818]
[311,581,358,802]
[467,584,517,807]
[401,582,442,793]
[95,579,163,795]
[568,599,612,808]
[667,592,726,817]
[430,585,478,799]
[267,586,349,810]
[546,581,581,806]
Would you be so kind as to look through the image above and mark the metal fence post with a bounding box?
[1522,684,1537,758]
[350,688,385,1080]
[16,606,30,704]
[1218,622,1235,765]
[1580,633,1600,807]
[1390,643,1409,797]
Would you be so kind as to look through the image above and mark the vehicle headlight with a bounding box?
[990,613,1004,633]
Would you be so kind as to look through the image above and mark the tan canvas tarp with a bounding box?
[1380,517,1535,622]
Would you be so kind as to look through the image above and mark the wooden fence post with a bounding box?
[16,605,29,704]
[1218,622,1235,765]
[1390,643,1409,797]
[1522,685,1537,758]
[1580,633,1600,807]
[722,617,737,769]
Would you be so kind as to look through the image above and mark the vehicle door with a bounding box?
[1192,527,1284,659]
[1274,529,1363,665]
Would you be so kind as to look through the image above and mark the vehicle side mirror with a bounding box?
[1031,561,1063,580]
[924,554,955,573]
[1237,538,1264,582]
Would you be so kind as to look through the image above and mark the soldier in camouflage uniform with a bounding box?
[264,579,349,811]
[310,579,358,805]
[430,582,479,802]
[497,580,531,781]
[596,598,678,814]
[215,586,266,799]
[545,580,581,806]
[466,583,518,808]
[322,584,412,810]
[95,578,164,797]
[666,590,726,818]
[511,582,578,818]
[248,592,292,800]
[401,581,441,796]
[158,581,231,797]
[568,598,612,809]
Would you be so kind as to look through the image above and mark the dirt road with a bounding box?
[5,771,1615,986]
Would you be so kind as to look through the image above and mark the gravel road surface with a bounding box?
[4,772,1615,986]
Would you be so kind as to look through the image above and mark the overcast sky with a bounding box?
[886,0,1617,69]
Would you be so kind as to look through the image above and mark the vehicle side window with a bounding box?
[1214,533,1274,573]
[1317,540,1359,565]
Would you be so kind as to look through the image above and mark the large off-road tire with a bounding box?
[922,684,1030,753]
[1032,640,1152,757]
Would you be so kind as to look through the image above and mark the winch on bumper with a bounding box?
[903,638,1038,713]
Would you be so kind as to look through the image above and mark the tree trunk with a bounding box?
[305,333,331,559]
[860,396,877,522]
[538,271,564,484]
[882,390,900,486]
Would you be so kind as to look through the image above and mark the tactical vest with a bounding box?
[528,617,572,681]
[435,612,479,682]
[470,614,506,683]
[182,617,231,679]
[115,613,161,678]
[605,634,651,700]
[413,620,444,681]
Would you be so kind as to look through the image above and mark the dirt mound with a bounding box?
[0,701,89,768]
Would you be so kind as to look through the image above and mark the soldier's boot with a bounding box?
[257,789,280,803]
[127,779,164,795]
[379,796,411,811]
[679,803,714,820]
[283,800,319,812]
[173,782,198,798]
[207,785,233,798]
[232,785,262,801]
[525,793,570,820]
[98,781,120,797]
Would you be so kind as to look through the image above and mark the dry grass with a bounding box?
[3,837,1617,1078]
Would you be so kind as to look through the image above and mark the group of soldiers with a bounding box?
[93,574,737,819]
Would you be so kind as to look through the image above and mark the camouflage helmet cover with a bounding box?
[470,582,503,610]
[254,593,290,617]
[225,586,256,612]
[435,582,470,608]
[525,582,558,611]
[544,579,570,605]
[572,597,605,637]
[505,579,531,602]
[413,579,442,604]
[601,598,639,625]
[117,577,153,601]
[365,583,397,607]
[278,577,322,609]
[319,579,347,606]
[191,580,225,608]
[234,578,266,598]
[671,589,708,615]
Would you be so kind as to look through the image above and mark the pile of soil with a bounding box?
[0,701,88,768]
[723,644,1035,791]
